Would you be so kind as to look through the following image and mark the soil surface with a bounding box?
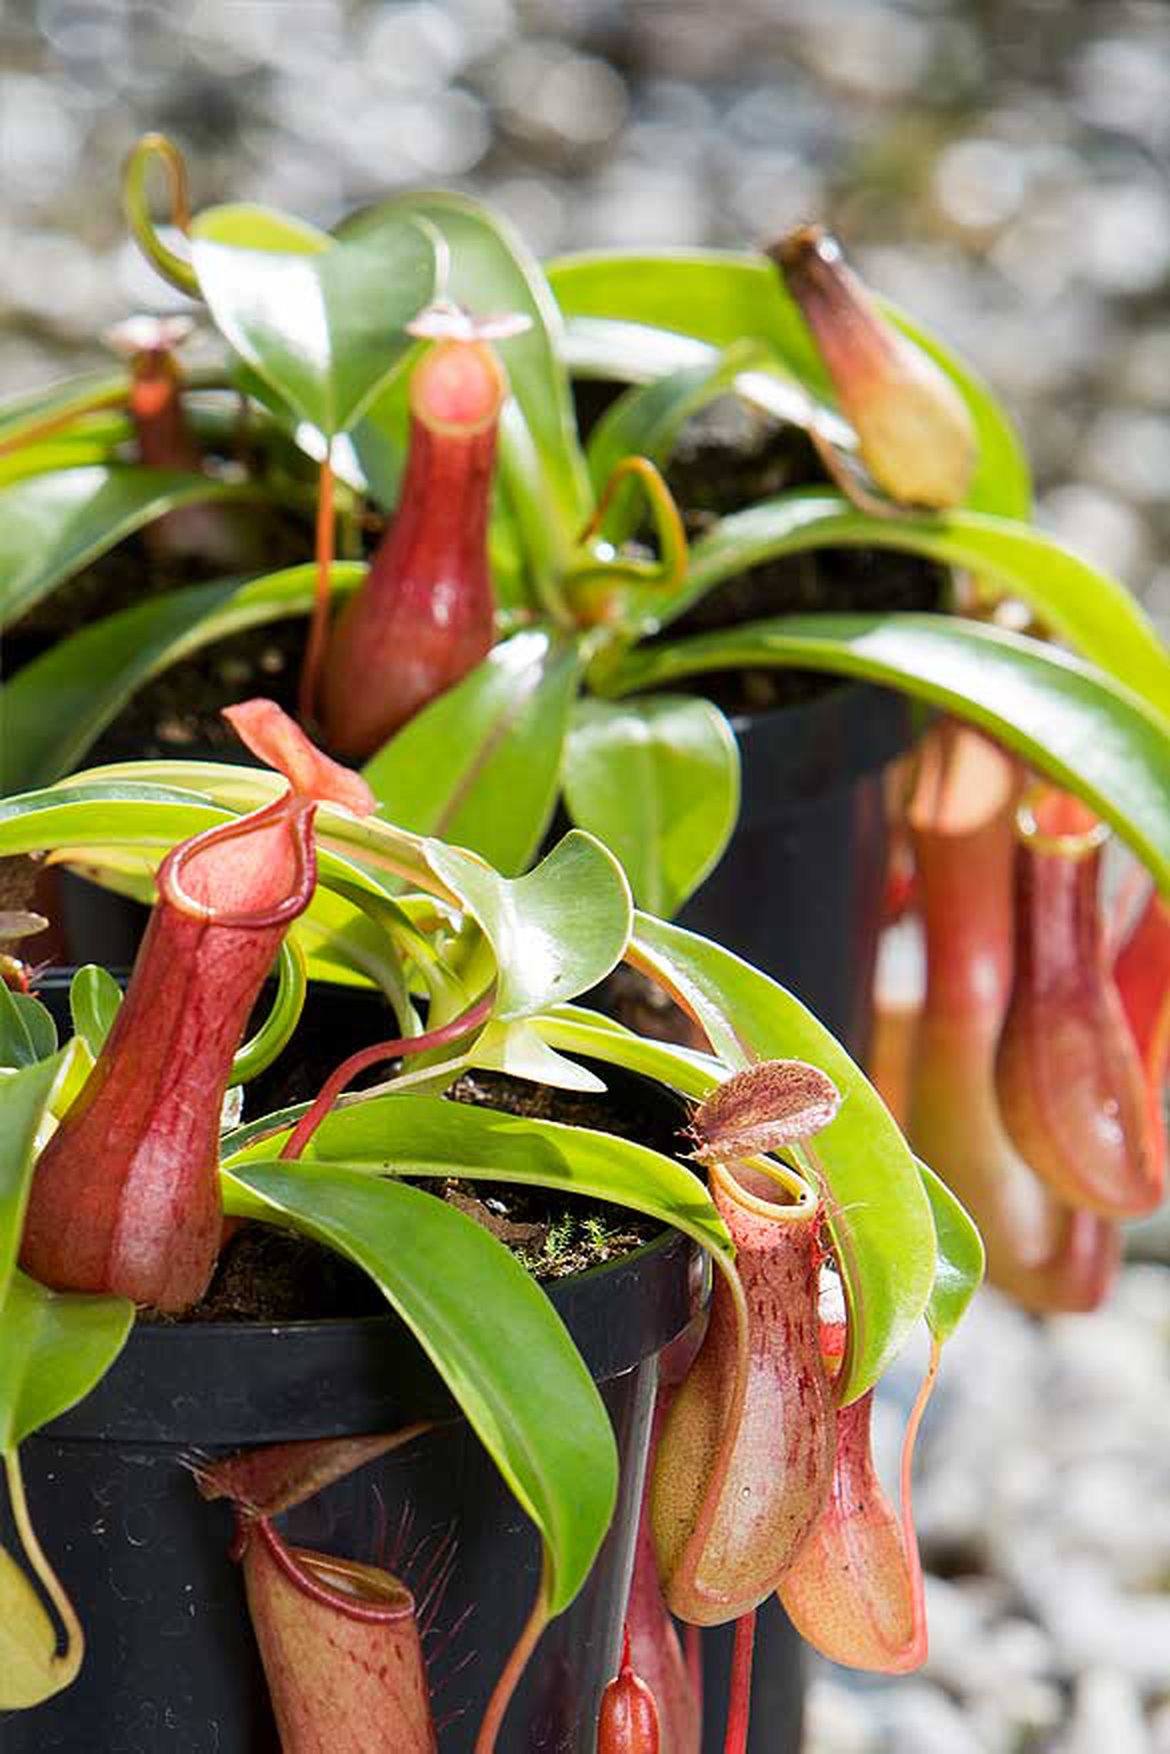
[7,390,945,767]
[184,1053,694,1324]
[655,394,946,717]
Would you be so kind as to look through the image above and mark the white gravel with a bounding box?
[805,1265,1170,1752]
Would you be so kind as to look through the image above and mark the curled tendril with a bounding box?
[278,989,495,1162]
[568,456,689,626]
[230,935,309,1084]
[122,132,199,297]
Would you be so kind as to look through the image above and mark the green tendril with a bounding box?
[231,936,308,1084]
[122,133,200,297]
[565,455,690,626]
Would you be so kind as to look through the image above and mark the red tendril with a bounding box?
[724,1609,757,1754]
[279,991,495,1161]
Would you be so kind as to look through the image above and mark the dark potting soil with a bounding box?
[12,386,948,769]
[5,507,316,767]
[185,1056,693,1324]
[656,394,947,717]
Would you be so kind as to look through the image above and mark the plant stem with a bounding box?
[724,1608,756,1754]
[474,1563,550,1754]
[298,449,336,725]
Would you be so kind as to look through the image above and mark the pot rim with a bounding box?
[40,1226,706,1445]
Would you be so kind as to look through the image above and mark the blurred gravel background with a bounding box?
[3,3,1170,1750]
[2,0,1169,628]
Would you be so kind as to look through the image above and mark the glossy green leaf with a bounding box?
[918,1161,984,1344]
[627,913,936,1401]
[0,782,229,868]
[0,987,57,1070]
[548,250,1030,517]
[562,696,740,917]
[363,631,584,877]
[346,192,591,580]
[469,1018,607,1092]
[563,316,726,384]
[0,465,246,630]
[661,490,1170,715]
[222,1160,615,1614]
[0,1532,69,1710]
[190,203,436,436]
[0,562,366,790]
[606,613,1170,895]
[533,1006,723,1101]
[0,422,134,488]
[0,370,129,450]
[0,1054,66,1299]
[550,250,828,382]
[586,344,762,540]
[225,1086,730,1261]
[0,1271,133,1450]
[68,966,122,1059]
[0,1269,131,1707]
[0,1023,133,1713]
[426,831,631,1021]
[0,764,440,906]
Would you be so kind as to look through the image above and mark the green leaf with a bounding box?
[664,490,1170,716]
[562,696,740,917]
[0,464,246,630]
[0,1273,131,1708]
[0,422,134,489]
[563,316,725,383]
[190,203,437,436]
[0,1053,67,1300]
[586,344,762,541]
[68,966,122,1059]
[363,631,584,877]
[222,1161,616,1614]
[0,562,366,789]
[0,1272,133,1450]
[470,1018,608,1093]
[918,1162,984,1344]
[347,192,592,580]
[0,767,440,909]
[627,913,936,1401]
[0,987,56,1070]
[606,613,1170,895]
[550,250,829,382]
[0,370,129,450]
[889,303,1031,519]
[534,1006,724,1102]
[226,1086,731,1260]
[426,831,632,1021]
[548,251,1030,517]
[0,782,229,868]
[0,1535,69,1710]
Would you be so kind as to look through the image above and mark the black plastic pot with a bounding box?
[2,1231,704,1754]
[680,681,912,1054]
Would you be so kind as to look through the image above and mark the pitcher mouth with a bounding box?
[158,794,317,929]
[1016,785,1110,860]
